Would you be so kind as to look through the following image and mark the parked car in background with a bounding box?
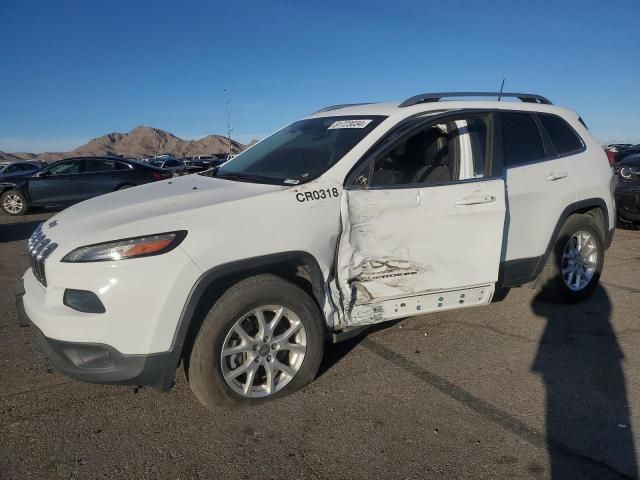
[147,158,187,175]
[0,161,42,178]
[614,144,640,164]
[187,155,226,172]
[0,156,172,215]
[615,153,640,226]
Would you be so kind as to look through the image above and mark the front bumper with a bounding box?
[615,186,640,223]
[16,279,176,391]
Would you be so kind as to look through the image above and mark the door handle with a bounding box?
[546,171,568,181]
[455,195,496,206]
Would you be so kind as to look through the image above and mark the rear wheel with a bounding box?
[536,214,604,302]
[1,189,28,216]
[188,274,324,409]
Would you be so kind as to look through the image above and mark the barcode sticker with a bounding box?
[328,119,373,129]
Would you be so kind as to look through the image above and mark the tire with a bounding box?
[536,214,604,303]
[188,274,324,409]
[1,189,29,216]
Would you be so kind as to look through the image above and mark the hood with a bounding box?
[43,174,284,247]
[620,153,640,166]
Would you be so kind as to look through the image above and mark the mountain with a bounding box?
[0,127,246,163]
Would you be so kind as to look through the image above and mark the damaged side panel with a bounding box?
[335,180,506,326]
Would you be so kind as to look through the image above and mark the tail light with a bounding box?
[605,149,615,167]
[153,171,172,180]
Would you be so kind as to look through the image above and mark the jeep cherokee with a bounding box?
[16,92,616,408]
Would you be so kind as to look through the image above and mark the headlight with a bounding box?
[62,231,187,263]
[620,166,639,180]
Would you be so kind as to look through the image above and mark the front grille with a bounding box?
[28,224,58,286]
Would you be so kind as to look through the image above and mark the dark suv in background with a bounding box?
[0,157,171,215]
[615,153,640,227]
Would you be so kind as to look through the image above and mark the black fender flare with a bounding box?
[499,198,611,288]
[164,251,327,378]
[537,198,611,273]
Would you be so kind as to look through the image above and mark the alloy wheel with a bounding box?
[3,194,23,214]
[220,305,307,398]
[561,230,598,291]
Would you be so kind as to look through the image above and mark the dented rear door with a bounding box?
[336,179,506,325]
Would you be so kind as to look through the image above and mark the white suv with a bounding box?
[16,92,615,408]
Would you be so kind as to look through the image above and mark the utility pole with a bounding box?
[224,89,232,156]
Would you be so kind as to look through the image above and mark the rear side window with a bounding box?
[538,113,584,156]
[85,159,117,172]
[500,112,545,167]
[114,161,130,170]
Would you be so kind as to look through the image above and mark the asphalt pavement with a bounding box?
[1,212,639,479]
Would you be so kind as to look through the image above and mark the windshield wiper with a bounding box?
[215,172,278,184]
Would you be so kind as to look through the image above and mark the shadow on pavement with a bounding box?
[532,285,637,478]
[317,320,400,378]
[0,219,44,244]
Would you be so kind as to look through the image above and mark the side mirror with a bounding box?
[36,170,51,177]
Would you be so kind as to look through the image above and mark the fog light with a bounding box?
[63,344,112,368]
[63,289,106,314]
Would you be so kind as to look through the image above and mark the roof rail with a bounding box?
[312,103,374,114]
[398,92,552,108]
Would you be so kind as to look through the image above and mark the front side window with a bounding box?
[500,112,545,167]
[215,115,386,184]
[364,115,490,187]
[538,113,584,156]
[47,160,81,176]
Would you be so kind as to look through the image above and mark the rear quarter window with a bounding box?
[538,113,584,156]
[500,112,546,167]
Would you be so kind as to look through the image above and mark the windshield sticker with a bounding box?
[328,119,372,130]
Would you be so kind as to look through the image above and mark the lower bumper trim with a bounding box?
[16,279,177,391]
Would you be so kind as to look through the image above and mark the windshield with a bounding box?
[214,115,386,184]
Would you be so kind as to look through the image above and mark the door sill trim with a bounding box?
[347,284,495,326]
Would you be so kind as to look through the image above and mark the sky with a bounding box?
[0,0,638,152]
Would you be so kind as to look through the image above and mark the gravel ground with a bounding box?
[1,212,639,479]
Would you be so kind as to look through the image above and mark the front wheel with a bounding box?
[1,189,29,216]
[536,214,604,302]
[188,274,324,409]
